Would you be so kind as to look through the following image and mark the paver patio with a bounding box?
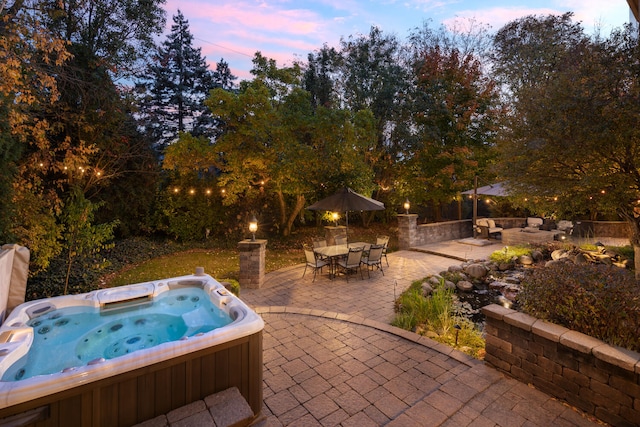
[152,239,606,427]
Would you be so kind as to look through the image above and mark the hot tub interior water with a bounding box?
[2,287,232,381]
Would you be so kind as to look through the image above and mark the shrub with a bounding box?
[489,245,532,265]
[392,278,485,358]
[520,261,640,352]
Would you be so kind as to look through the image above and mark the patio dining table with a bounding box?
[314,242,371,279]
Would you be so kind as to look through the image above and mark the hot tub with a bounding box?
[0,270,264,426]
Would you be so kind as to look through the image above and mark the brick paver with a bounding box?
[163,242,606,427]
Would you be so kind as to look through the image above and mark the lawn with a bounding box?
[102,223,397,288]
[104,247,303,287]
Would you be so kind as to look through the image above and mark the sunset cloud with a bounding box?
[161,0,632,82]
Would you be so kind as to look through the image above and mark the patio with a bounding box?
[138,241,604,427]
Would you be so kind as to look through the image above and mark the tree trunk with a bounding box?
[275,191,305,236]
[283,195,306,236]
[276,190,287,231]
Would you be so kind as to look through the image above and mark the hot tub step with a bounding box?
[205,386,255,427]
[133,386,255,427]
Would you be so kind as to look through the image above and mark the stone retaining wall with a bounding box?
[483,304,640,427]
[396,217,631,250]
[574,220,631,239]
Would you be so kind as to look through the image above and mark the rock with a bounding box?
[551,249,568,260]
[574,253,588,264]
[595,254,612,265]
[504,275,521,284]
[428,275,442,286]
[466,263,487,279]
[489,281,509,290]
[498,262,513,271]
[614,260,629,268]
[519,255,534,265]
[448,265,463,273]
[421,283,433,296]
[531,250,544,262]
[444,280,457,291]
[545,259,566,268]
[486,262,500,271]
[456,281,474,292]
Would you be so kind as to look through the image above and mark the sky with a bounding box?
[163,0,634,81]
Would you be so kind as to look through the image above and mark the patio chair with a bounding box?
[336,247,364,282]
[476,218,503,239]
[312,237,329,260]
[302,244,328,282]
[335,234,347,245]
[361,244,384,278]
[376,235,390,266]
[312,237,327,248]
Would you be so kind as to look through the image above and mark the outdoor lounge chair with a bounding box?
[337,247,364,282]
[303,245,328,282]
[361,244,384,278]
[476,218,503,239]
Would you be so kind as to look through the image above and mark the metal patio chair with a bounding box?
[336,247,364,282]
[361,244,384,278]
[303,245,328,282]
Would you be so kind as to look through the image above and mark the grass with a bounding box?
[102,223,397,288]
[104,248,303,287]
[488,245,533,264]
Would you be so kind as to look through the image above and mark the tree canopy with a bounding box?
[4,5,640,285]
[492,16,640,269]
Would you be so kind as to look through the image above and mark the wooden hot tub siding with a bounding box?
[0,331,263,427]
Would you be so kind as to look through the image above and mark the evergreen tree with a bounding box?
[213,59,237,92]
[137,10,234,149]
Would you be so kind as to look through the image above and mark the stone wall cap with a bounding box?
[531,319,568,343]
[238,239,268,248]
[559,330,605,354]
[592,344,640,372]
[482,304,515,320]
[504,311,537,331]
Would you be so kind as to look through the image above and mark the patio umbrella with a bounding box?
[307,187,385,243]
[461,182,510,197]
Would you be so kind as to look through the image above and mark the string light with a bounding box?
[189,189,195,195]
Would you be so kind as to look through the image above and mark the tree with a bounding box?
[212,59,237,91]
[137,10,233,149]
[303,44,340,109]
[1,0,164,271]
[398,21,499,219]
[199,54,377,236]
[490,13,586,100]
[0,0,70,268]
[339,27,409,200]
[60,188,117,294]
[492,17,640,275]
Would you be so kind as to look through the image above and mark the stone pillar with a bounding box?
[397,214,418,250]
[238,239,267,289]
[324,226,347,245]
